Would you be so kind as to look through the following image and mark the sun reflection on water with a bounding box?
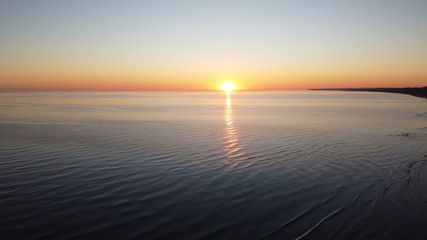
[223,96,246,168]
[226,93,231,107]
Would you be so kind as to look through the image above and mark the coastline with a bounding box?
[310,87,427,99]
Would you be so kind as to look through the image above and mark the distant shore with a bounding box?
[310,86,427,99]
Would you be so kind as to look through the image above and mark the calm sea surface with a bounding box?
[1,91,427,239]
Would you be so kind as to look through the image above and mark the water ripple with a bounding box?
[1,91,426,239]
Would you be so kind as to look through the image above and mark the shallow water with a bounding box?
[1,91,427,239]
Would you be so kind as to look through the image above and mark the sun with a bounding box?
[221,82,237,94]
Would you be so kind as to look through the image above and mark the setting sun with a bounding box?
[221,82,237,94]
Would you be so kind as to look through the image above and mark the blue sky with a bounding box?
[1,0,426,90]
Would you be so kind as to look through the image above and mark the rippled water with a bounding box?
[1,91,427,239]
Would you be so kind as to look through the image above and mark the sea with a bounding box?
[1,91,426,240]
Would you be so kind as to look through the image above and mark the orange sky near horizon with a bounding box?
[1,67,425,91]
[1,74,426,92]
[1,1,426,91]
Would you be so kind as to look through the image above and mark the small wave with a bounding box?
[262,197,334,239]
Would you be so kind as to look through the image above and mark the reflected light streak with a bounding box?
[223,98,246,168]
[226,93,231,107]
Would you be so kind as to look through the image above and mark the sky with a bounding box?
[0,0,426,91]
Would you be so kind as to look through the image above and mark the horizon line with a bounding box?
[0,86,426,93]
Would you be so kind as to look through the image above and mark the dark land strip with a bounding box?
[310,86,427,99]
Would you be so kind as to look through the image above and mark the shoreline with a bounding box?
[310,87,427,99]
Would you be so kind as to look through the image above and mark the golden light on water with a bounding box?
[226,95,231,107]
[221,81,236,106]
[223,98,244,168]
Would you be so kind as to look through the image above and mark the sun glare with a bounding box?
[221,82,237,94]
